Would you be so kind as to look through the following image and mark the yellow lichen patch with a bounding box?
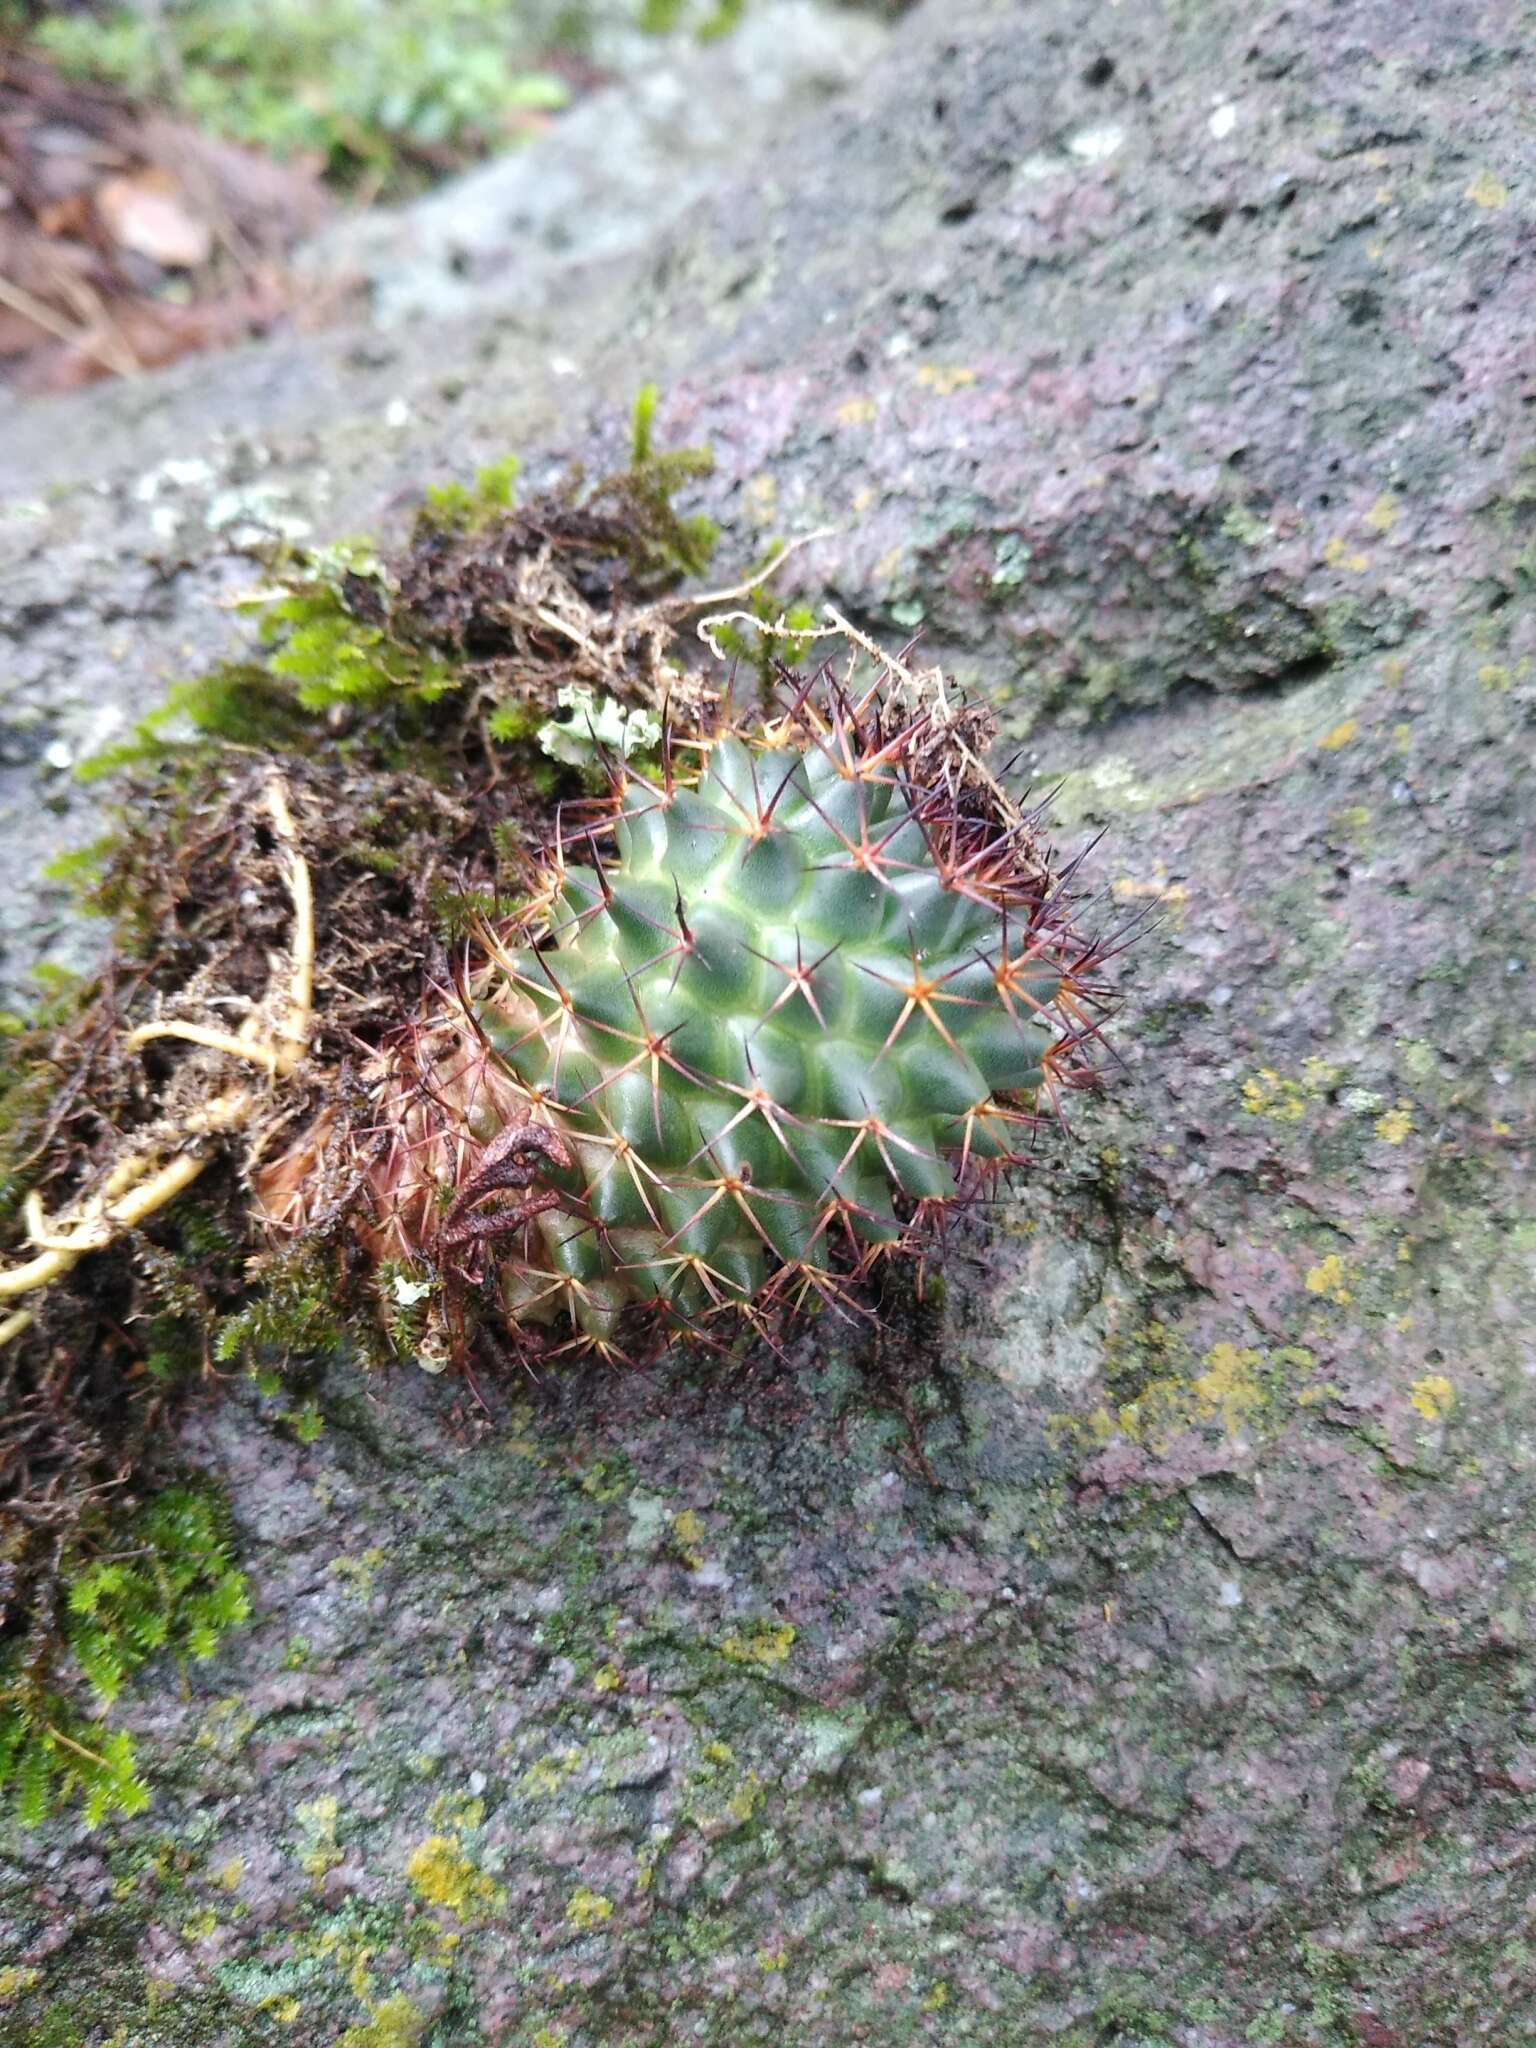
[742,472,778,525]
[1322,536,1369,573]
[214,1856,245,1891]
[1363,491,1399,534]
[1317,717,1359,751]
[1240,1057,1340,1123]
[1111,872,1187,917]
[1465,169,1509,210]
[196,1695,258,1754]
[1329,804,1373,844]
[1304,1254,1353,1305]
[337,1995,428,2048]
[720,1619,795,1666]
[1479,664,1513,692]
[1409,1375,1455,1422]
[565,1887,614,1930]
[405,1834,503,1920]
[835,396,878,427]
[307,1916,390,2004]
[726,1771,765,1824]
[522,1747,582,1796]
[1070,1334,1324,1454]
[1374,1102,1414,1144]
[425,1789,485,1833]
[914,364,978,395]
[1190,1344,1267,1435]
[669,1507,707,1568]
[579,1459,626,1502]
[295,1794,343,1878]
[0,1967,42,2002]
[592,1663,622,1694]
[329,1547,386,1600]
[1241,1069,1305,1122]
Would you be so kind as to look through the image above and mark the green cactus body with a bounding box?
[464,699,1084,1354]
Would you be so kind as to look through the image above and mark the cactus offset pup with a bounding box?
[258,664,1105,1360]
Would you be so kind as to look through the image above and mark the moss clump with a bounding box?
[0,1484,248,1825]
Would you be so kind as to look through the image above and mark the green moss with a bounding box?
[0,1485,249,1826]
[419,453,522,534]
[639,0,745,39]
[77,666,321,784]
[259,557,461,716]
[213,1244,354,1371]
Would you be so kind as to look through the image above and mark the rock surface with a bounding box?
[1,0,1533,2042]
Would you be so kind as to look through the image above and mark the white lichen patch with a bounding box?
[1068,123,1125,163]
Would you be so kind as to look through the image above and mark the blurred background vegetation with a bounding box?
[0,0,898,393]
[2,0,764,192]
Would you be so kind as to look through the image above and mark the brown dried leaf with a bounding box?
[138,114,333,248]
[95,165,212,269]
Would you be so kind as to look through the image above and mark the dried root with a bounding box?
[0,773,313,1339]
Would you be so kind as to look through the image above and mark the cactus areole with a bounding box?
[261,669,1107,1360]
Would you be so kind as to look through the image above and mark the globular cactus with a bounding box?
[259,671,1102,1358]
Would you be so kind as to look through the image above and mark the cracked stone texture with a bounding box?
[1,0,1533,2042]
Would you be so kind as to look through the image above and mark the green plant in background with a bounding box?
[28,0,803,193]
[0,1486,249,1825]
[637,0,746,37]
[34,0,571,189]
